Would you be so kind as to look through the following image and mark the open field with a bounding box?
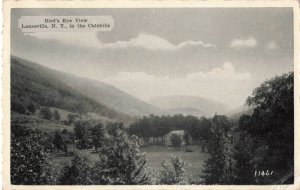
[142,145,209,177]
[49,145,209,180]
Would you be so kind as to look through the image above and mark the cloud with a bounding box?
[101,62,252,106]
[186,62,250,80]
[25,32,215,50]
[265,41,278,50]
[25,32,101,48]
[230,37,257,48]
[106,33,216,50]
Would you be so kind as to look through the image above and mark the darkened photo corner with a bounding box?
[10,7,294,185]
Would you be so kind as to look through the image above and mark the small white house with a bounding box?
[164,130,186,146]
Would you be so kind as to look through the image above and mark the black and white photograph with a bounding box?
[5,2,298,187]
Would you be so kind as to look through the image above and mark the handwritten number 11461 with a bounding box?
[254,170,274,177]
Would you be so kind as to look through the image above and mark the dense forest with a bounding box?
[11,56,294,185]
[128,114,213,146]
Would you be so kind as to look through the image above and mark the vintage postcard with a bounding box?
[2,0,300,189]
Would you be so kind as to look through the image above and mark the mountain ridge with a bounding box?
[50,71,165,117]
[11,56,164,117]
[149,95,230,117]
[11,56,133,124]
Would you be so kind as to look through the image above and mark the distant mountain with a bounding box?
[11,56,132,124]
[166,107,205,117]
[149,95,230,117]
[226,105,254,120]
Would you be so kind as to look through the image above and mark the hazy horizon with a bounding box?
[11,8,294,108]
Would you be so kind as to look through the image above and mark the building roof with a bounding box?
[167,130,185,135]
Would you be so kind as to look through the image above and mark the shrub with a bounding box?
[159,155,188,184]
[11,101,27,114]
[27,102,36,114]
[40,107,53,120]
[53,109,61,121]
[61,129,68,135]
[66,114,77,125]
[59,154,93,185]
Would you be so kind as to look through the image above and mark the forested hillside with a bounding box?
[11,56,132,124]
[50,72,164,117]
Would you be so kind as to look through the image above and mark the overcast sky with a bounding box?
[11,8,294,108]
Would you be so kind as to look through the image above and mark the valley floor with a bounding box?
[49,145,209,181]
[142,145,209,178]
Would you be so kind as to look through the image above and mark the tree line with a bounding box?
[128,114,213,146]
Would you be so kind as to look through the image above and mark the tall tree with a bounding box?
[53,130,64,152]
[106,122,124,137]
[245,72,294,183]
[92,129,154,184]
[91,123,106,151]
[233,123,255,184]
[11,127,55,184]
[202,115,234,184]
[183,131,191,145]
[74,121,91,149]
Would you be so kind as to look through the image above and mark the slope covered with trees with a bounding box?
[11,56,132,123]
[53,73,164,117]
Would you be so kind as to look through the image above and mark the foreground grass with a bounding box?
[49,144,209,182]
[142,145,209,178]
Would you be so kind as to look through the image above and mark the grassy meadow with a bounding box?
[49,144,209,180]
[142,145,209,177]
